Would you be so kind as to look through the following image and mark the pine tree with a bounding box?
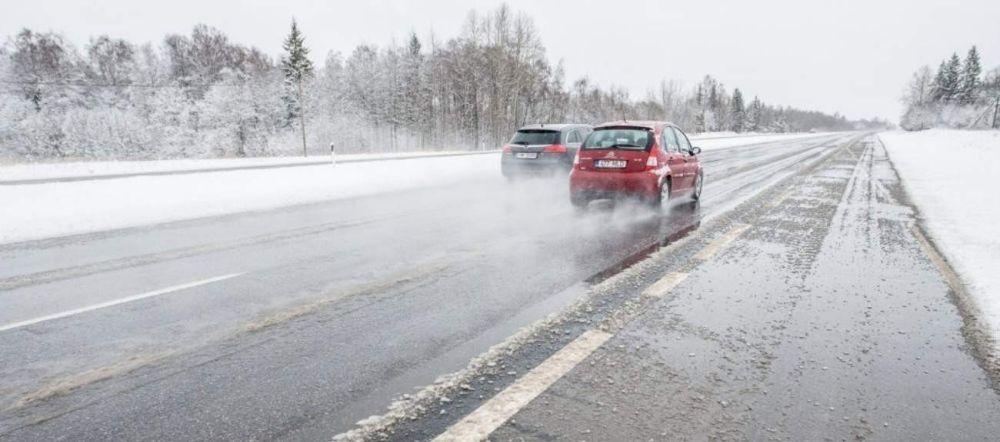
[942,53,962,103]
[280,19,314,156]
[959,46,982,104]
[746,96,763,132]
[694,111,707,133]
[931,60,948,102]
[730,88,745,132]
[402,32,425,132]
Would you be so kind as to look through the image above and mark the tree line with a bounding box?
[0,5,888,161]
[901,46,1000,130]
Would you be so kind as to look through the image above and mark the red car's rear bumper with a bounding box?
[569,169,660,199]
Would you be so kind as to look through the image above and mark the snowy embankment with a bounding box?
[0,132,835,244]
[0,154,499,244]
[0,133,833,183]
[0,150,494,183]
[879,129,1000,343]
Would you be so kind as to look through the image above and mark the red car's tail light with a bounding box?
[645,155,659,169]
[543,144,567,153]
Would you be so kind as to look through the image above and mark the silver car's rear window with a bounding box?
[510,130,560,145]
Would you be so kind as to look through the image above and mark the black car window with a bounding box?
[510,130,560,145]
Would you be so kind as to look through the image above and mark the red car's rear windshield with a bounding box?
[582,127,653,151]
[510,130,560,145]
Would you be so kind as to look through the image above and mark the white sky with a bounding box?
[3,0,998,121]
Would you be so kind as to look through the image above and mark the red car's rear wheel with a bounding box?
[692,172,704,201]
[651,178,671,208]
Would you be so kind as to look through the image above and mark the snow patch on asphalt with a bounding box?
[880,129,1000,345]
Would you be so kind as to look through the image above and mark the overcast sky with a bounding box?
[3,0,998,121]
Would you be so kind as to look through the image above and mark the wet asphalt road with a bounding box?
[393,136,1000,441]
[0,132,918,440]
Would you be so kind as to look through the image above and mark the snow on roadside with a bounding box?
[880,129,1000,342]
[0,133,835,183]
[0,154,499,245]
[0,150,492,183]
[0,132,841,245]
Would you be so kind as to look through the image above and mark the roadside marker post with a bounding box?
[330,142,337,166]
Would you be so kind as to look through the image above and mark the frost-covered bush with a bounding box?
[13,108,66,158]
[60,107,155,158]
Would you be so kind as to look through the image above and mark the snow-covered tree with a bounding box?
[745,96,763,132]
[280,19,313,155]
[905,65,935,107]
[900,65,937,130]
[930,61,948,103]
[901,46,994,130]
[942,53,962,103]
[8,29,85,112]
[959,46,982,105]
[0,5,890,161]
[729,88,745,132]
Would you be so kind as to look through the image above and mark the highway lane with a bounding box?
[429,135,1000,441]
[0,133,856,439]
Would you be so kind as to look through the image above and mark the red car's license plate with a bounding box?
[595,159,627,168]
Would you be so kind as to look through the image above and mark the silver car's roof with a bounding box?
[516,123,592,132]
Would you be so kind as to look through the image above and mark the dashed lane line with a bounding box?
[432,329,613,442]
[766,189,795,209]
[0,272,244,332]
[642,272,689,299]
[692,223,751,261]
[432,224,752,441]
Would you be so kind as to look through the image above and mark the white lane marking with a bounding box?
[910,225,965,293]
[433,330,613,442]
[642,272,689,299]
[766,189,794,208]
[431,224,750,440]
[693,224,751,261]
[0,273,244,332]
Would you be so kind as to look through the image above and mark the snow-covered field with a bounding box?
[0,132,838,245]
[0,154,499,244]
[0,150,495,183]
[880,129,1000,343]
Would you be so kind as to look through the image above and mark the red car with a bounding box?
[569,121,703,209]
